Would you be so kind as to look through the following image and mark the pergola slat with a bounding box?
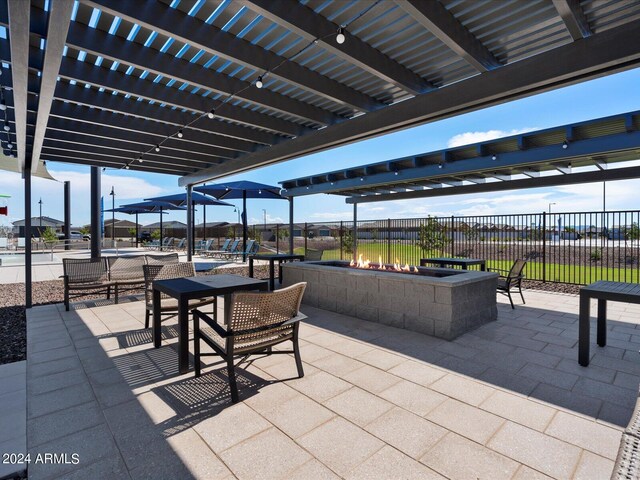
[83,0,382,113]
[552,0,592,40]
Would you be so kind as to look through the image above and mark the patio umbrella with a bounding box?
[194,181,285,261]
[118,200,187,250]
[104,205,169,248]
[145,192,233,252]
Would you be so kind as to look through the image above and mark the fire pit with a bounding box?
[281,259,498,340]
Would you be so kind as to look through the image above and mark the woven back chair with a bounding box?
[304,249,323,261]
[62,258,111,310]
[146,253,179,264]
[107,255,147,303]
[488,259,527,309]
[142,261,215,329]
[193,282,307,403]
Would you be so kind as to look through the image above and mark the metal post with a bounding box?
[387,218,391,264]
[24,168,32,308]
[340,220,344,260]
[242,190,248,262]
[63,181,70,251]
[276,224,280,254]
[90,166,101,259]
[110,186,115,246]
[451,215,455,257]
[159,207,163,251]
[191,204,196,252]
[186,185,193,262]
[135,212,139,248]
[288,197,294,254]
[38,197,42,237]
[203,202,207,242]
[353,203,358,260]
[542,211,546,283]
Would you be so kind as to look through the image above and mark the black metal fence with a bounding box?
[252,210,640,286]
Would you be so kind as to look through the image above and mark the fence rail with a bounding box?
[252,210,640,286]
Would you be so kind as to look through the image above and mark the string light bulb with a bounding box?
[255,76,263,89]
[336,27,346,44]
[6,142,12,149]
[154,144,160,152]
[207,108,215,119]
[3,122,8,131]
[562,140,569,149]
[138,156,143,163]
[0,100,6,111]
[177,129,183,138]
[125,165,130,169]
[491,154,497,161]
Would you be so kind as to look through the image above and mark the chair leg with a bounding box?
[114,285,119,304]
[227,356,239,403]
[106,286,111,300]
[194,314,201,377]
[64,289,69,311]
[145,309,150,329]
[293,325,304,378]
[507,290,515,309]
[519,285,525,304]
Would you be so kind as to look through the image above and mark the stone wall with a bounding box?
[282,262,498,340]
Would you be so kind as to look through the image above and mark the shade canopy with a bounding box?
[119,200,187,213]
[145,192,233,207]
[194,181,284,200]
[104,206,167,215]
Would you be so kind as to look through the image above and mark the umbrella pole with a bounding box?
[160,207,163,251]
[191,204,196,254]
[243,190,247,262]
[203,204,206,242]
[135,212,139,248]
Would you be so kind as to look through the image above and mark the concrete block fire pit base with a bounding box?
[282,261,498,341]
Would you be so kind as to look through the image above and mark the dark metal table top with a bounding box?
[581,281,640,298]
[249,253,306,261]
[422,257,485,264]
[153,274,268,298]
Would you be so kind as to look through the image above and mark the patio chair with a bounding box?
[195,239,214,256]
[146,252,179,264]
[488,259,527,309]
[142,261,216,329]
[207,239,239,258]
[219,239,254,261]
[173,238,186,251]
[193,282,307,403]
[107,255,146,303]
[162,237,175,250]
[62,258,112,311]
[304,249,323,261]
[144,239,160,250]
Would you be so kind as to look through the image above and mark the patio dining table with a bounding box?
[420,257,486,271]
[248,253,306,291]
[152,274,268,373]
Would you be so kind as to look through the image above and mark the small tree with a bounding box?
[41,227,58,245]
[151,229,161,240]
[79,226,90,235]
[276,228,289,241]
[416,217,450,255]
[128,227,137,239]
[624,222,640,241]
[370,228,379,244]
[226,226,235,239]
[342,229,354,255]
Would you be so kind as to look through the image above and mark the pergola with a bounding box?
[2,0,640,306]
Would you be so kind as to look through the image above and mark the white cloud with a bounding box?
[308,211,353,221]
[447,128,537,148]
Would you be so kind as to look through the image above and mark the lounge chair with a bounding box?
[219,239,254,261]
[193,282,307,403]
[195,239,214,256]
[144,239,160,250]
[142,262,216,329]
[488,259,527,309]
[172,238,186,251]
[207,239,239,258]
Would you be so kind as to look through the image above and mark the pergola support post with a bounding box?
[353,203,358,261]
[288,197,294,254]
[186,185,193,262]
[63,181,70,250]
[24,168,32,308]
[242,190,247,262]
[90,166,101,259]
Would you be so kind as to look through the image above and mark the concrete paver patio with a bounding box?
[23,289,640,479]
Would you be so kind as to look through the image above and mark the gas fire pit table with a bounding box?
[420,257,486,271]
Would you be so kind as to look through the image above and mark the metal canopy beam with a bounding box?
[346,166,640,204]
[239,0,431,95]
[64,21,339,127]
[180,19,640,186]
[42,152,190,175]
[84,0,381,113]
[552,0,592,40]
[30,0,73,173]
[51,81,273,148]
[282,129,640,197]
[395,0,501,72]
[56,56,305,138]
[7,0,29,171]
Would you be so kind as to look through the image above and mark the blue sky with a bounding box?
[1,67,639,229]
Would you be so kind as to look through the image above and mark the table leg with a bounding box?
[178,298,189,374]
[481,263,486,271]
[224,294,232,324]
[248,257,254,278]
[597,299,607,347]
[462,264,468,270]
[269,260,275,291]
[579,292,591,366]
[278,260,283,286]
[153,288,161,348]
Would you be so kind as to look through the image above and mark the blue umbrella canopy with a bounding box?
[120,200,187,212]
[194,181,283,200]
[145,192,233,207]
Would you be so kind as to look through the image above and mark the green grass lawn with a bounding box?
[296,243,639,285]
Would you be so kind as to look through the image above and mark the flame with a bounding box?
[348,255,417,273]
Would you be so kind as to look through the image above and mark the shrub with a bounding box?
[590,248,602,262]
[41,227,58,244]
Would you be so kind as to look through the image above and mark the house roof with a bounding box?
[2,1,638,186]
[12,216,64,226]
[143,220,187,229]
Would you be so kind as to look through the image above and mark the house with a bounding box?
[103,219,141,239]
[12,216,64,237]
